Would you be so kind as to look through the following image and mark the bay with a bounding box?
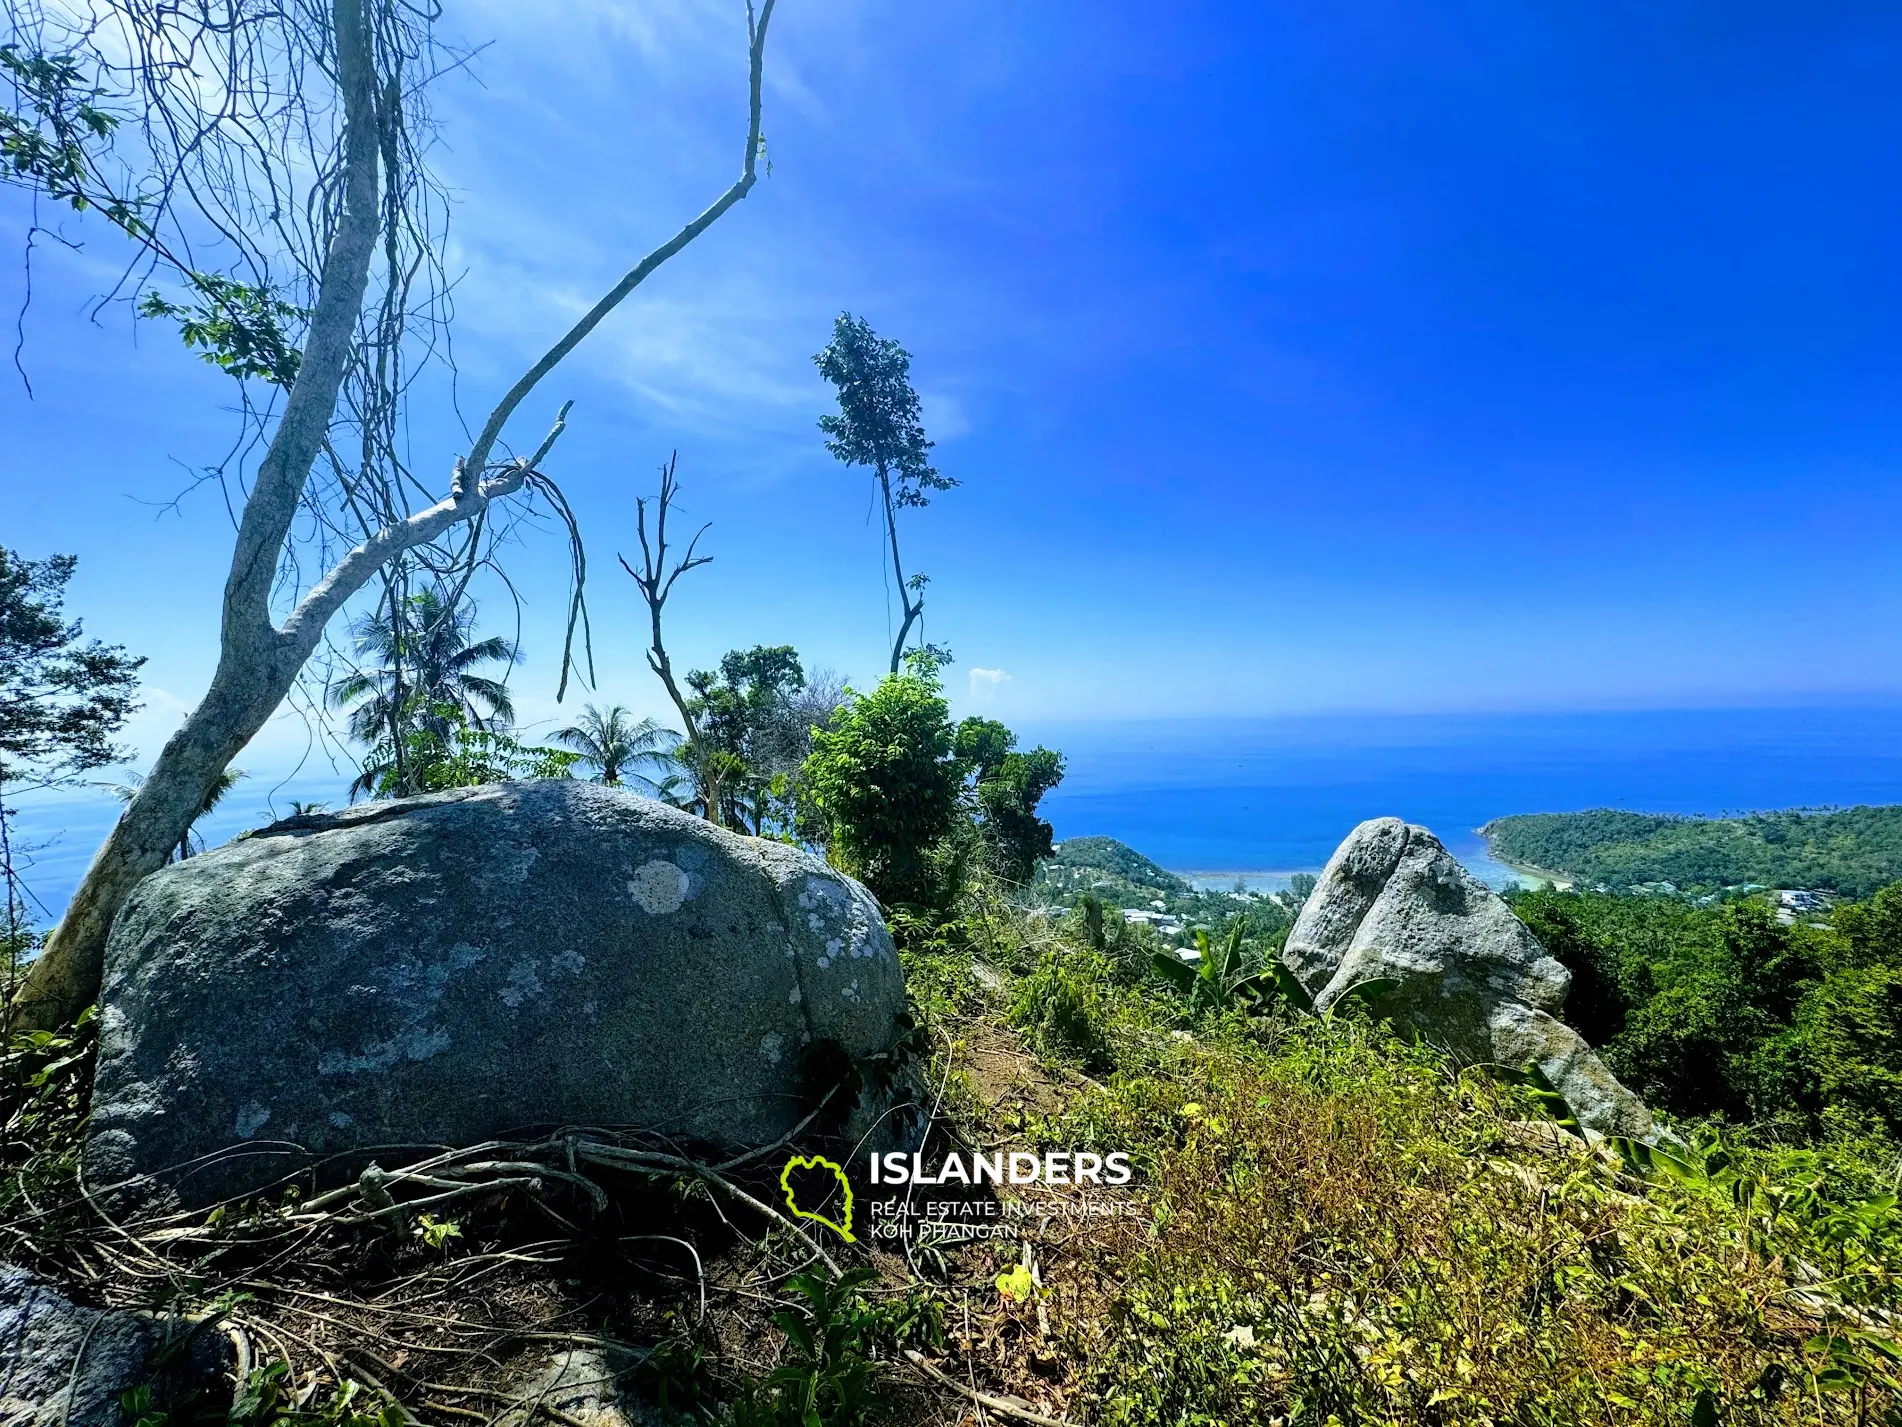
[1025,704,1902,890]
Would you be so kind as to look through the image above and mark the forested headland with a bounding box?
[1484,805,1902,897]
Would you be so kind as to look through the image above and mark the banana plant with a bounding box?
[1150,921,1388,1019]
[1151,923,1264,1014]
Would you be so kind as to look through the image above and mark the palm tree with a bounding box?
[554,705,681,792]
[330,587,518,747]
[116,768,244,862]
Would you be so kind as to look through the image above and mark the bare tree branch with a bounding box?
[455,0,777,494]
[618,453,709,758]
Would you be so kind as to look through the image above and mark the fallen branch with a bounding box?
[902,1349,1077,1427]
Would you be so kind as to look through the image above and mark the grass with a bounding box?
[0,880,1895,1425]
[911,889,1902,1425]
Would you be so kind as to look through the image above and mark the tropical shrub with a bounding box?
[802,665,963,911]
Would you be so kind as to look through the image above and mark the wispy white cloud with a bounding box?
[968,667,1010,697]
[919,391,971,443]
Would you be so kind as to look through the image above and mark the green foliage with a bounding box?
[139,272,306,387]
[1046,1008,1901,1424]
[332,587,519,767]
[221,1362,405,1427]
[735,1267,887,1427]
[553,703,680,792]
[353,700,576,801]
[1033,837,1296,958]
[1513,884,1902,1136]
[0,545,145,940]
[1036,836,1189,900]
[955,716,1064,884]
[1150,922,1266,1015]
[813,315,954,510]
[0,546,145,780]
[0,1006,94,1224]
[1011,947,1116,1069]
[685,645,841,833]
[413,1213,462,1250]
[1486,805,1902,898]
[0,46,147,236]
[1148,920,1316,1020]
[802,669,962,911]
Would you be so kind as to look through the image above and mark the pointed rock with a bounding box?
[1286,817,1660,1140]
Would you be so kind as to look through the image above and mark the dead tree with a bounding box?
[617,455,727,825]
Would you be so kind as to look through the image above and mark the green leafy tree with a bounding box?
[689,645,803,829]
[1512,884,1902,1135]
[802,662,962,910]
[683,646,848,834]
[954,717,1065,884]
[351,702,576,801]
[0,547,143,955]
[554,704,679,791]
[814,315,958,675]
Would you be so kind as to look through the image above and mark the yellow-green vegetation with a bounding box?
[3,865,1896,1426]
[914,880,1902,1425]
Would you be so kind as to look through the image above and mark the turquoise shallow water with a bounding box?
[13,704,1902,920]
[1024,705,1902,891]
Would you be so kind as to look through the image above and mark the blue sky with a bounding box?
[6,0,1902,794]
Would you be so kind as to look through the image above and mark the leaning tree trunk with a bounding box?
[20,661,288,1028]
[10,0,384,1033]
[11,0,778,1033]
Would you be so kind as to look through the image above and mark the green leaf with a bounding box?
[1323,976,1401,1022]
[774,1310,815,1358]
[1150,950,1200,993]
[1269,962,1314,1012]
[1609,1136,1704,1184]
[1521,1061,1585,1140]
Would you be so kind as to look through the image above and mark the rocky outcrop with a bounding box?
[88,781,914,1205]
[0,1267,230,1426]
[1284,817,1661,1140]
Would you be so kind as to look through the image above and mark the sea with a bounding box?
[11,703,1902,920]
[1026,704,1902,892]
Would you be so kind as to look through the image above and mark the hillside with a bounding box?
[1482,804,1902,898]
[1036,835,1190,899]
[1030,835,1293,944]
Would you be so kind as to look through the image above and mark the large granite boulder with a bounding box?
[0,1267,230,1425]
[1284,817,1661,1140]
[88,781,913,1204]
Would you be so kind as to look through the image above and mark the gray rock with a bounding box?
[1285,817,1661,1140]
[0,1267,229,1426]
[88,782,914,1204]
[500,1348,653,1427]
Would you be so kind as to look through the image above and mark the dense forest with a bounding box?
[1511,882,1902,1139]
[1484,805,1902,897]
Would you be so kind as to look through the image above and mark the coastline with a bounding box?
[1474,827,1574,890]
